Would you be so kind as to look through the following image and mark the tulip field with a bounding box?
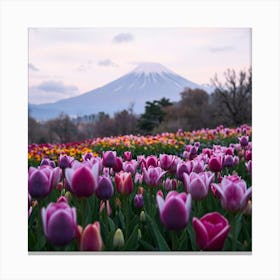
[28,125,252,252]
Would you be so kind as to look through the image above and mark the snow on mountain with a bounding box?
[29,62,212,121]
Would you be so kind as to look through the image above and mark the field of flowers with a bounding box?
[28,124,252,252]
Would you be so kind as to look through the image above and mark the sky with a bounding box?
[28,28,251,104]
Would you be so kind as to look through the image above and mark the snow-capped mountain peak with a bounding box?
[131,62,175,75]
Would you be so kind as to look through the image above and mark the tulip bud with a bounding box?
[137,229,142,240]
[140,211,146,223]
[65,191,72,202]
[113,228,125,249]
[134,194,144,209]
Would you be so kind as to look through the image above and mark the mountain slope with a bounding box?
[29,62,211,120]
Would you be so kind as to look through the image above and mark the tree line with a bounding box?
[28,68,251,144]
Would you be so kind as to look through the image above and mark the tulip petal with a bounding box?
[182,173,190,193]
[240,187,252,210]
[41,207,47,236]
[65,168,74,188]
[192,217,209,250]
[206,224,230,250]
[156,194,165,213]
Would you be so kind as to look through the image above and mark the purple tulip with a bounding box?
[245,160,252,176]
[134,194,144,209]
[223,155,234,168]
[143,166,166,187]
[183,172,214,200]
[65,162,99,198]
[41,198,77,246]
[239,136,249,147]
[58,155,74,169]
[191,159,205,173]
[28,166,61,199]
[95,176,114,200]
[82,152,94,162]
[156,191,192,231]
[102,151,116,168]
[212,175,252,212]
[163,178,178,191]
[40,158,56,168]
[192,212,230,250]
[134,172,143,184]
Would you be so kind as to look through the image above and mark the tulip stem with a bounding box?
[231,213,237,251]
[171,231,177,251]
[81,198,87,227]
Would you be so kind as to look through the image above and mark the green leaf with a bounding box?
[124,225,139,251]
[146,214,170,251]
[108,217,116,232]
[139,239,155,251]
[187,224,197,251]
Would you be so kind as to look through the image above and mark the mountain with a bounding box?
[29,62,212,121]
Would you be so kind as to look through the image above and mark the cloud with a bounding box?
[97,59,118,67]
[113,33,134,43]
[29,80,79,104]
[208,46,234,53]
[75,60,93,72]
[28,63,39,71]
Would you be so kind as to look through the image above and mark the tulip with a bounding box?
[113,228,125,249]
[115,171,134,195]
[95,176,114,200]
[40,158,56,168]
[134,172,143,184]
[41,199,77,246]
[140,211,146,223]
[134,194,144,209]
[123,151,132,161]
[159,154,176,171]
[28,193,32,217]
[145,155,158,168]
[156,191,192,231]
[82,152,94,162]
[239,136,249,147]
[191,160,205,173]
[99,200,112,216]
[163,178,178,191]
[192,212,230,250]
[65,163,99,198]
[28,166,61,199]
[223,155,234,168]
[123,160,138,174]
[245,160,252,176]
[58,155,74,169]
[176,161,192,181]
[208,156,223,173]
[183,172,214,200]
[77,222,103,251]
[112,156,123,173]
[212,175,252,212]
[143,166,166,187]
[102,151,116,168]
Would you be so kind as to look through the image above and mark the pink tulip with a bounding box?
[212,175,252,212]
[143,166,166,187]
[115,171,134,195]
[112,156,123,173]
[192,212,230,250]
[156,191,192,231]
[65,162,99,198]
[96,175,114,200]
[145,155,158,168]
[78,222,103,251]
[183,172,214,200]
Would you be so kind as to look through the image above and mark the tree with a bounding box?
[210,68,252,126]
[137,98,172,133]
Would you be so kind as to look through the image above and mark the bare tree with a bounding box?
[211,68,252,126]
